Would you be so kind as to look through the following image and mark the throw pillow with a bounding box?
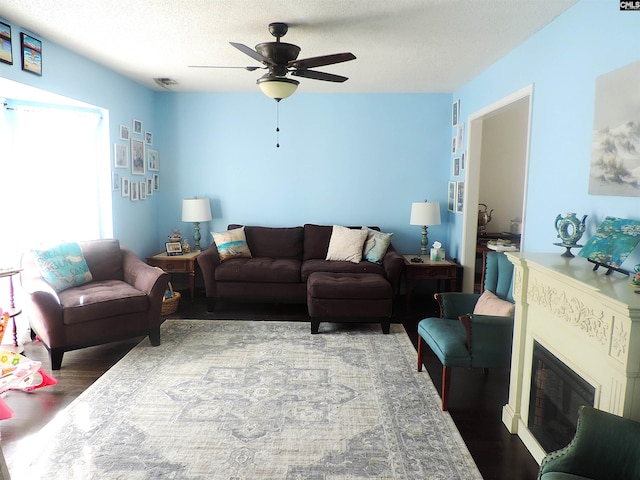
[473,289,515,317]
[361,226,393,264]
[31,242,93,292]
[326,225,368,263]
[211,227,252,261]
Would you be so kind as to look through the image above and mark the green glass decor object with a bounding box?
[554,213,587,257]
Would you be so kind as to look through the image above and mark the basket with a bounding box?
[161,282,181,316]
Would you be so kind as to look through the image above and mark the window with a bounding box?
[0,100,111,268]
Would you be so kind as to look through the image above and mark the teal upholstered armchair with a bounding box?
[538,406,640,480]
[417,251,515,410]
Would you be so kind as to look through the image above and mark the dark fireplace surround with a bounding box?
[528,342,595,452]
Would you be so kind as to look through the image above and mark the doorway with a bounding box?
[461,85,532,293]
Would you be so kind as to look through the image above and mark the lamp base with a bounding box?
[193,222,202,251]
[420,226,429,256]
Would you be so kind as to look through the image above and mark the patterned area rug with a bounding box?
[7,320,482,479]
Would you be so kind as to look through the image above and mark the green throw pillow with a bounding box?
[31,242,93,292]
[362,227,393,264]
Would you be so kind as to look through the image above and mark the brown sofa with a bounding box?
[20,239,169,369]
[198,224,405,314]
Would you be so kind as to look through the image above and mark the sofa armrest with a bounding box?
[435,292,481,319]
[382,245,404,295]
[121,249,169,297]
[19,275,65,345]
[196,245,221,297]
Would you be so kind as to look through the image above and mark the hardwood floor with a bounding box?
[0,291,540,479]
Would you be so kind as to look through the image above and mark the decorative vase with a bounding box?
[554,213,587,257]
[555,213,587,245]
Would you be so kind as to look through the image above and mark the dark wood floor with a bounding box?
[0,290,540,480]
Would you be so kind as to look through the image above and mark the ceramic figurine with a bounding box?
[554,213,587,257]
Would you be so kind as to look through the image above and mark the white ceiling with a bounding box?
[1,0,578,94]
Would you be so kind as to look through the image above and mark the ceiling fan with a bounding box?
[190,22,356,101]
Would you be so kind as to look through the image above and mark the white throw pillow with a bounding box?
[211,227,252,261]
[473,289,515,317]
[326,225,368,263]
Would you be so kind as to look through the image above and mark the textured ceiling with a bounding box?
[1,0,578,93]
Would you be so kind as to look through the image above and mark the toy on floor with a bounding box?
[0,310,57,419]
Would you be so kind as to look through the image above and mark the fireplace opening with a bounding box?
[528,341,595,453]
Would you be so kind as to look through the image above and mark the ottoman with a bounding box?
[307,272,393,334]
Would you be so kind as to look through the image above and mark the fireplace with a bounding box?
[501,253,640,463]
[528,342,595,452]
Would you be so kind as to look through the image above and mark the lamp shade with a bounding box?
[182,198,212,223]
[410,201,441,226]
[257,76,299,100]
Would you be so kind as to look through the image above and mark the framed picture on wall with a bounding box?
[131,138,145,175]
[121,177,130,197]
[452,99,460,127]
[448,181,456,212]
[140,181,147,200]
[0,22,13,65]
[20,33,42,75]
[114,143,129,168]
[153,173,159,191]
[119,124,130,141]
[455,181,465,213]
[112,172,119,191]
[130,181,139,201]
[145,131,153,145]
[133,119,143,135]
[452,156,461,177]
[146,178,154,196]
[147,149,159,171]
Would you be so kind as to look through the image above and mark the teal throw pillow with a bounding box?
[362,227,393,264]
[31,242,93,292]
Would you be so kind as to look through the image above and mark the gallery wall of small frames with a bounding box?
[450,99,465,214]
[112,119,160,201]
[0,21,42,75]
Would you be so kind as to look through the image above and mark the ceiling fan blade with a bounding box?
[230,42,274,66]
[289,52,356,70]
[188,65,264,71]
[291,69,349,83]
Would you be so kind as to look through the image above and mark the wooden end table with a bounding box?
[402,255,460,310]
[146,251,201,300]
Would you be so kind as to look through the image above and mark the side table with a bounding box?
[0,268,23,353]
[146,251,201,300]
[402,255,460,310]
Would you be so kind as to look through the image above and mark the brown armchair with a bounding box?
[20,239,169,370]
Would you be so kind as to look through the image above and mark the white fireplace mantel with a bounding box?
[502,252,640,463]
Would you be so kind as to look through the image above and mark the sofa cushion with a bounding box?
[303,224,334,261]
[212,227,252,261]
[301,259,385,282]
[229,225,303,260]
[30,242,93,292]
[473,289,515,317]
[80,238,123,281]
[59,280,148,325]
[214,257,301,283]
[326,225,368,263]
[362,227,393,264]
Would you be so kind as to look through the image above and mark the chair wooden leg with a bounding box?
[417,335,423,372]
[442,365,452,411]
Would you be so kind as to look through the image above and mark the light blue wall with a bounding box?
[0,18,159,258]
[4,0,639,260]
[450,0,640,256]
[154,92,452,255]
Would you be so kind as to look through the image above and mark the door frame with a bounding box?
[460,85,534,293]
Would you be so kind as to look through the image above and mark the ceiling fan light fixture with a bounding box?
[257,76,299,101]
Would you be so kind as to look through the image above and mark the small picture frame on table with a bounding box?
[0,22,13,65]
[166,242,183,256]
[20,33,42,75]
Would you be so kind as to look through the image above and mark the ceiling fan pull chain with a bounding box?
[276,100,280,148]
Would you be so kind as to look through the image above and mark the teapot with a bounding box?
[478,203,494,232]
[555,213,587,245]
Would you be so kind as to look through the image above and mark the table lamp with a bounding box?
[182,197,212,251]
[410,201,441,255]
